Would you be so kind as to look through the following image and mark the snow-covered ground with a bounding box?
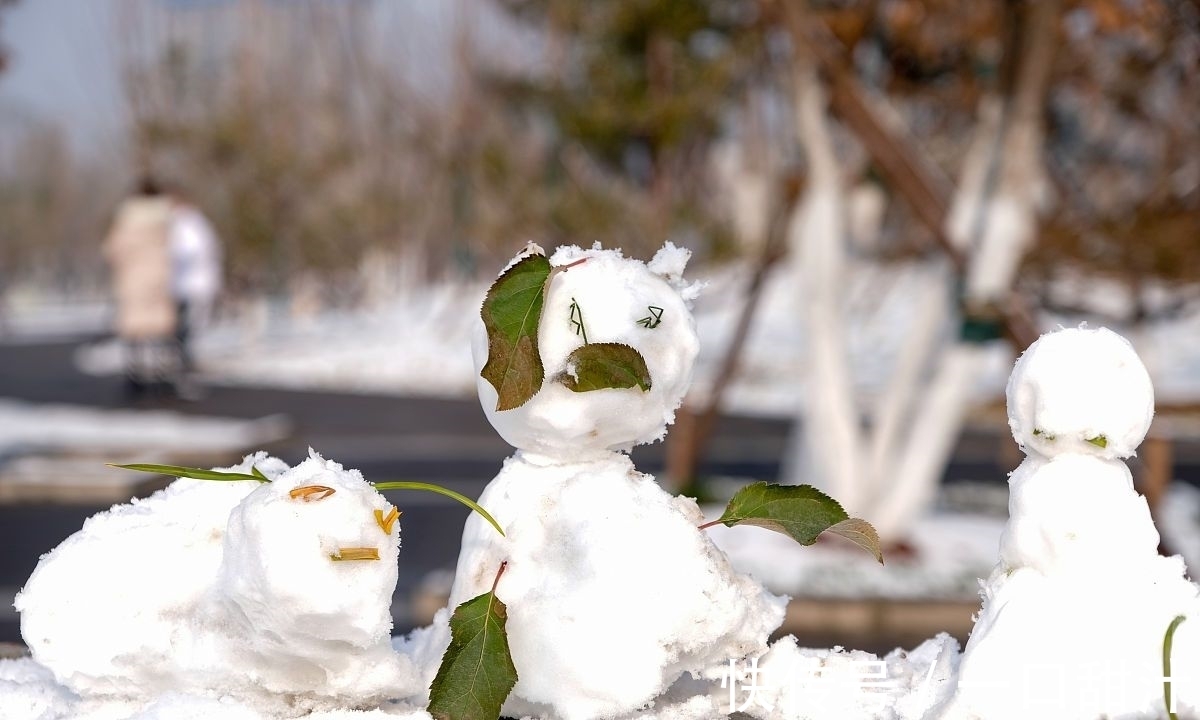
[59,260,1200,415]
[0,399,289,458]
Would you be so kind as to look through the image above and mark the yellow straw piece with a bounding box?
[330,547,380,562]
[289,485,336,501]
[374,507,401,534]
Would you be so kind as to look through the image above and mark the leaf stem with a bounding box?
[1164,614,1186,720]
[697,519,724,531]
[491,560,508,595]
[109,463,267,483]
[373,480,505,537]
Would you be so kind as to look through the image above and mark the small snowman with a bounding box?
[415,243,785,720]
[939,327,1199,719]
[17,451,419,714]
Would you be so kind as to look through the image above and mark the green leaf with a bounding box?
[250,465,269,481]
[826,518,885,564]
[715,482,884,564]
[480,253,552,411]
[1164,614,1187,720]
[1086,435,1108,449]
[109,463,267,483]
[373,481,505,537]
[428,588,518,720]
[558,342,652,393]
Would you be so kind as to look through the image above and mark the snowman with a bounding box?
[939,326,1200,719]
[412,243,786,720]
[17,451,419,714]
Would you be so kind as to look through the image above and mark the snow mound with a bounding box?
[743,633,959,720]
[16,451,418,714]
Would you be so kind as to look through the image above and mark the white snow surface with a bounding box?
[14,451,420,717]
[743,634,960,720]
[475,244,701,458]
[0,399,288,456]
[710,510,1003,601]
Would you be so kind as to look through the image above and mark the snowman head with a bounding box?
[1006,326,1154,460]
[473,243,700,460]
[217,452,400,648]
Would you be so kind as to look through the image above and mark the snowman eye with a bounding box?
[637,306,664,329]
[289,485,336,501]
[568,297,589,344]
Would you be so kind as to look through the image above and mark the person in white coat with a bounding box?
[168,191,223,382]
[103,177,176,395]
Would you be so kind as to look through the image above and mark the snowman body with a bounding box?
[17,451,418,712]
[437,244,786,720]
[944,327,1200,719]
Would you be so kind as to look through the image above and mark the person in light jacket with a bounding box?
[168,190,223,376]
[103,176,176,394]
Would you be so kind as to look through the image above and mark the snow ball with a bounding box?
[1006,326,1154,459]
[206,451,416,708]
[999,454,1160,575]
[436,452,785,720]
[474,243,700,459]
[217,450,399,651]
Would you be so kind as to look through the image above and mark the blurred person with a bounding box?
[168,189,222,397]
[103,176,177,397]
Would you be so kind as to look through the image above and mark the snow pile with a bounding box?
[939,326,1200,719]
[14,451,420,716]
[745,634,960,720]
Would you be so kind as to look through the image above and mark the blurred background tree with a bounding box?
[470,0,768,258]
[3,0,1195,308]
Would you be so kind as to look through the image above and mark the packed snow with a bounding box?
[14,451,421,718]
[475,244,701,458]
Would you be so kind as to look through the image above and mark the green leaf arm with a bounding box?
[373,481,505,537]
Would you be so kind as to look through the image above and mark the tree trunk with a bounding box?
[781,63,867,514]
[868,0,1060,541]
